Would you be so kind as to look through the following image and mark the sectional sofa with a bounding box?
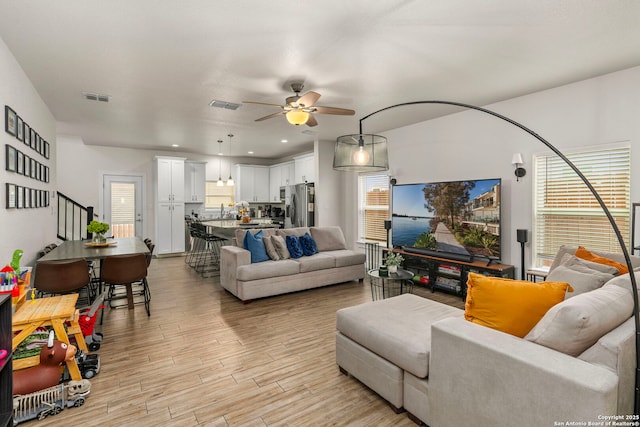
[220,226,365,301]
[336,246,640,426]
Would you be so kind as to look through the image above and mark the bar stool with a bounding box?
[101,253,151,317]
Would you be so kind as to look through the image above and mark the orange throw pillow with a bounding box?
[575,246,628,275]
[465,273,572,338]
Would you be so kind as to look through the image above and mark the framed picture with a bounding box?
[5,144,16,172]
[24,123,31,146]
[16,116,24,141]
[6,183,16,209]
[43,190,49,207]
[36,135,42,154]
[31,132,37,150]
[23,155,30,177]
[16,186,23,209]
[30,189,36,208]
[44,141,50,159]
[44,165,49,183]
[29,129,36,148]
[16,150,24,175]
[30,158,37,179]
[5,106,17,136]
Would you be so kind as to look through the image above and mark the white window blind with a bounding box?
[358,173,389,242]
[533,146,630,267]
[205,182,235,209]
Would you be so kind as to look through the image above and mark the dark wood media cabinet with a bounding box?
[393,249,515,300]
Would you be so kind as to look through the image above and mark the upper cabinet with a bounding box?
[294,154,315,184]
[155,156,185,203]
[269,161,294,202]
[235,164,270,203]
[184,161,206,203]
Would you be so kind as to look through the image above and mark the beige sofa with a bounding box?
[336,247,640,426]
[221,226,365,301]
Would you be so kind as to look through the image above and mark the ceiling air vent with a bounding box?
[82,92,111,103]
[209,99,241,110]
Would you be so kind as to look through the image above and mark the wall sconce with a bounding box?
[512,153,526,181]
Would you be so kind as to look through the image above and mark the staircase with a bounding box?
[57,192,94,241]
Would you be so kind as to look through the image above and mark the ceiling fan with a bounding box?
[243,83,355,127]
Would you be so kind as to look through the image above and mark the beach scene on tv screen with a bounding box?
[392,178,501,258]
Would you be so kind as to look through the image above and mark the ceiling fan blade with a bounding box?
[243,101,284,108]
[297,91,321,108]
[306,115,318,127]
[312,106,355,116]
[255,111,285,122]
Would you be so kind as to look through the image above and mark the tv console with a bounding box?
[392,248,515,300]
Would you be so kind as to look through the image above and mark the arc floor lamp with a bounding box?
[333,100,640,414]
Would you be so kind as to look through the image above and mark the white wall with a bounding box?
[343,66,640,277]
[315,138,345,228]
[0,37,57,266]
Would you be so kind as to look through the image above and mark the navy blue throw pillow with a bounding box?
[244,230,270,263]
[300,232,318,256]
[286,235,304,259]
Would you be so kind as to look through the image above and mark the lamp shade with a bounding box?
[512,153,524,165]
[286,110,309,126]
[333,134,389,172]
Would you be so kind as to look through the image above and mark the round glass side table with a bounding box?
[367,268,414,300]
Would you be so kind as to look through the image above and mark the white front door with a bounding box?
[102,174,144,238]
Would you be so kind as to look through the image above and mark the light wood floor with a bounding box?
[21,256,464,427]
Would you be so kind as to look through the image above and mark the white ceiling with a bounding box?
[1,0,640,159]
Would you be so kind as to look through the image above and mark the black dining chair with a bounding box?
[101,253,151,317]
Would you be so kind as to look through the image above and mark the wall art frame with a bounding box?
[5,106,17,136]
[6,183,16,209]
[5,144,16,172]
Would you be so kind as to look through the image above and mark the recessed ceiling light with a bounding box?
[171,144,179,147]
[248,151,254,154]
[281,139,288,143]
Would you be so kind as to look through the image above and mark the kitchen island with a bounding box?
[201,218,279,240]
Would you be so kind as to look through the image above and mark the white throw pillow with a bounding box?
[525,284,633,356]
[559,253,619,275]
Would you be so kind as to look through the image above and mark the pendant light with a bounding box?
[216,140,224,186]
[226,134,235,186]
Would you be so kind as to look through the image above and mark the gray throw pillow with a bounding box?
[559,253,619,275]
[546,263,614,299]
[263,236,280,261]
[271,235,291,259]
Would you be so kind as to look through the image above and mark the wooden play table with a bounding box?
[12,294,88,381]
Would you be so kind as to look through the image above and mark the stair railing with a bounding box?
[56,192,94,241]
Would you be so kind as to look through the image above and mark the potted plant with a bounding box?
[87,220,110,243]
[385,252,404,274]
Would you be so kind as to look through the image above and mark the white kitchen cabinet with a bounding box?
[268,161,294,202]
[184,161,206,203]
[154,156,186,255]
[235,164,270,203]
[294,154,315,184]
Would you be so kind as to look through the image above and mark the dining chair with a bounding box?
[34,258,94,303]
[101,253,151,317]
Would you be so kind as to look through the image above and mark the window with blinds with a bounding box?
[533,145,630,267]
[358,173,389,242]
[205,182,235,209]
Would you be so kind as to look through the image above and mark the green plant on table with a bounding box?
[87,220,110,235]
[385,252,404,267]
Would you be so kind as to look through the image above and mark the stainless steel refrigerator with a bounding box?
[285,183,315,228]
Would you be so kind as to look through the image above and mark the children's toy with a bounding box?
[13,380,90,424]
[77,293,105,351]
[13,331,77,395]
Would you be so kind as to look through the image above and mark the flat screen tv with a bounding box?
[391,178,502,261]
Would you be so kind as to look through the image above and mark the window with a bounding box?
[533,145,630,267]
[205,181,235,210]
[358,173,389,242]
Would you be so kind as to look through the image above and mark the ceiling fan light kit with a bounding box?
[333,134,388,172]
[286,110,310,126]
[244,83,355,127]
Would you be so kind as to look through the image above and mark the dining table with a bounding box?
[38,236,150,262]
[37,237,150,309]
